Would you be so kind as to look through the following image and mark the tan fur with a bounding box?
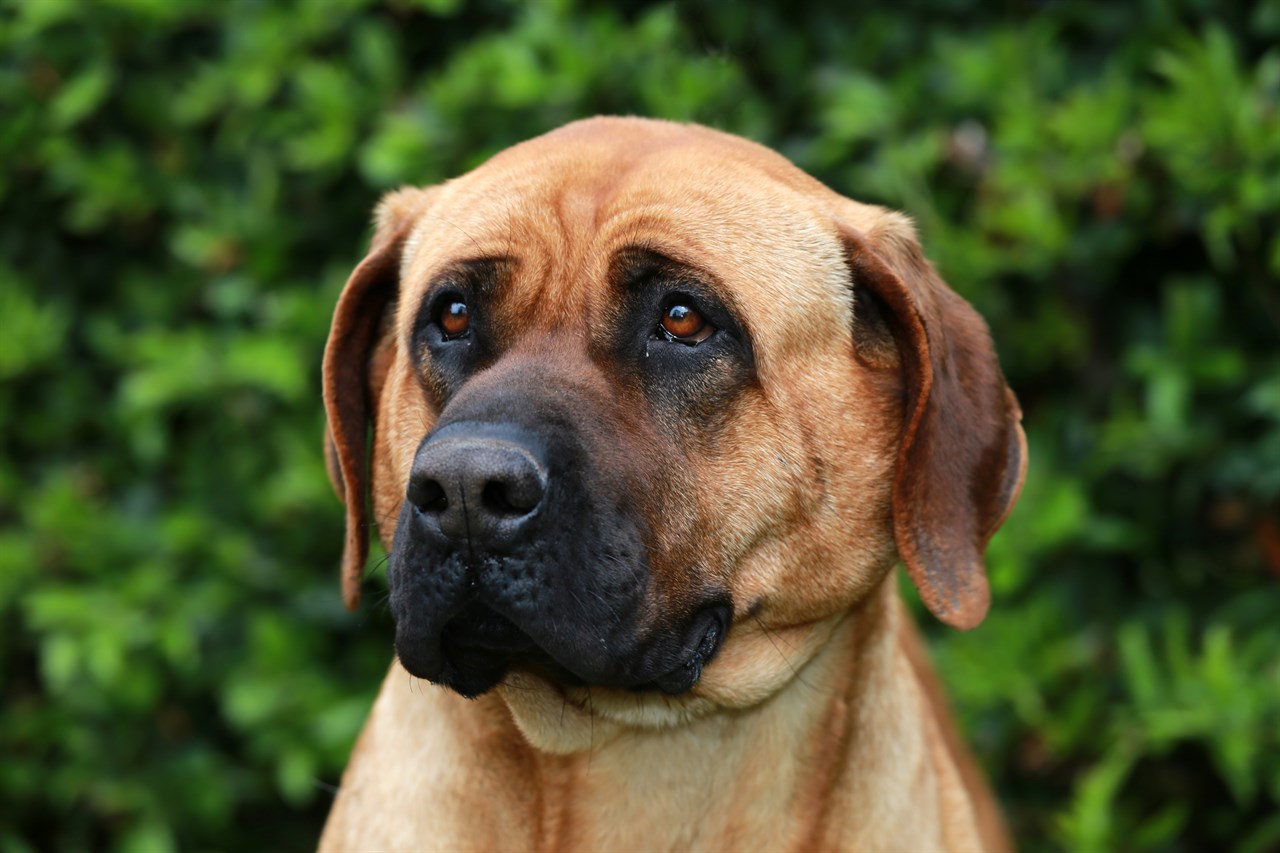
[319,117,1022,852]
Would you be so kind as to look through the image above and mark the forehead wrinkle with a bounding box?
[482,149,659,336]
[592,167,853,375]
[399,128,853,367]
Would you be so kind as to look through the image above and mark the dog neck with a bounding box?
[519,582,928,851]
[323,579,987,850]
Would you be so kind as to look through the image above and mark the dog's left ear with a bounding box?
[839,210,1027,630]
[322,187,435,610]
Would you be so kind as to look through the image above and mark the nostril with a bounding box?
[481,478,540,517]
[410,478,449,514]
[407,430,548,539]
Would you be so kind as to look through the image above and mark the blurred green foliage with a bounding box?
[2,0,1278,850]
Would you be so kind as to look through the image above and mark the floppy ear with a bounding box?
[322,187,434,610]
[840,210,1026,629]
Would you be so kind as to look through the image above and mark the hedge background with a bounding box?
[2,1,1278,850]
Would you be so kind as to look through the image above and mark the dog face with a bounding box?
[323,118,1024,744]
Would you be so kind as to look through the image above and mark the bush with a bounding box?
[2,1,1277,849]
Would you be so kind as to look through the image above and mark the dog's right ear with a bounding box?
[322,186,434,611]
[837,207,1026,631]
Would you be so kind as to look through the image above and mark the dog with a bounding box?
[318,117,1025,851]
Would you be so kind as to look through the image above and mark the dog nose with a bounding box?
[407,434,549,547]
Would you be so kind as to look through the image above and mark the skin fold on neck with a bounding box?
[516,583,943,852]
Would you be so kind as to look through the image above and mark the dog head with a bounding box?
[323,118,1024,747]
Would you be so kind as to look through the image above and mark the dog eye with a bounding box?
[658,301,713,345]
[439,299,470,339]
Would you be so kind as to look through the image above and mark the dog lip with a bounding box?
[404,597,733,697]
[442,604,536,654]
[395,606,532,689]
[393,635,447,684]
[648,603,731,695]
[436,604,575,694]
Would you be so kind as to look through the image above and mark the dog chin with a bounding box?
[492,614,845,754]
[494,669,720,754]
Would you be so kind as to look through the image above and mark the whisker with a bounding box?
[752,614,816,691]
[365,553,391,580]
[586,686,596,773]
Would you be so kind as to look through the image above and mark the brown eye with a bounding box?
[440,300,469,338]
[660,302,712,343]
